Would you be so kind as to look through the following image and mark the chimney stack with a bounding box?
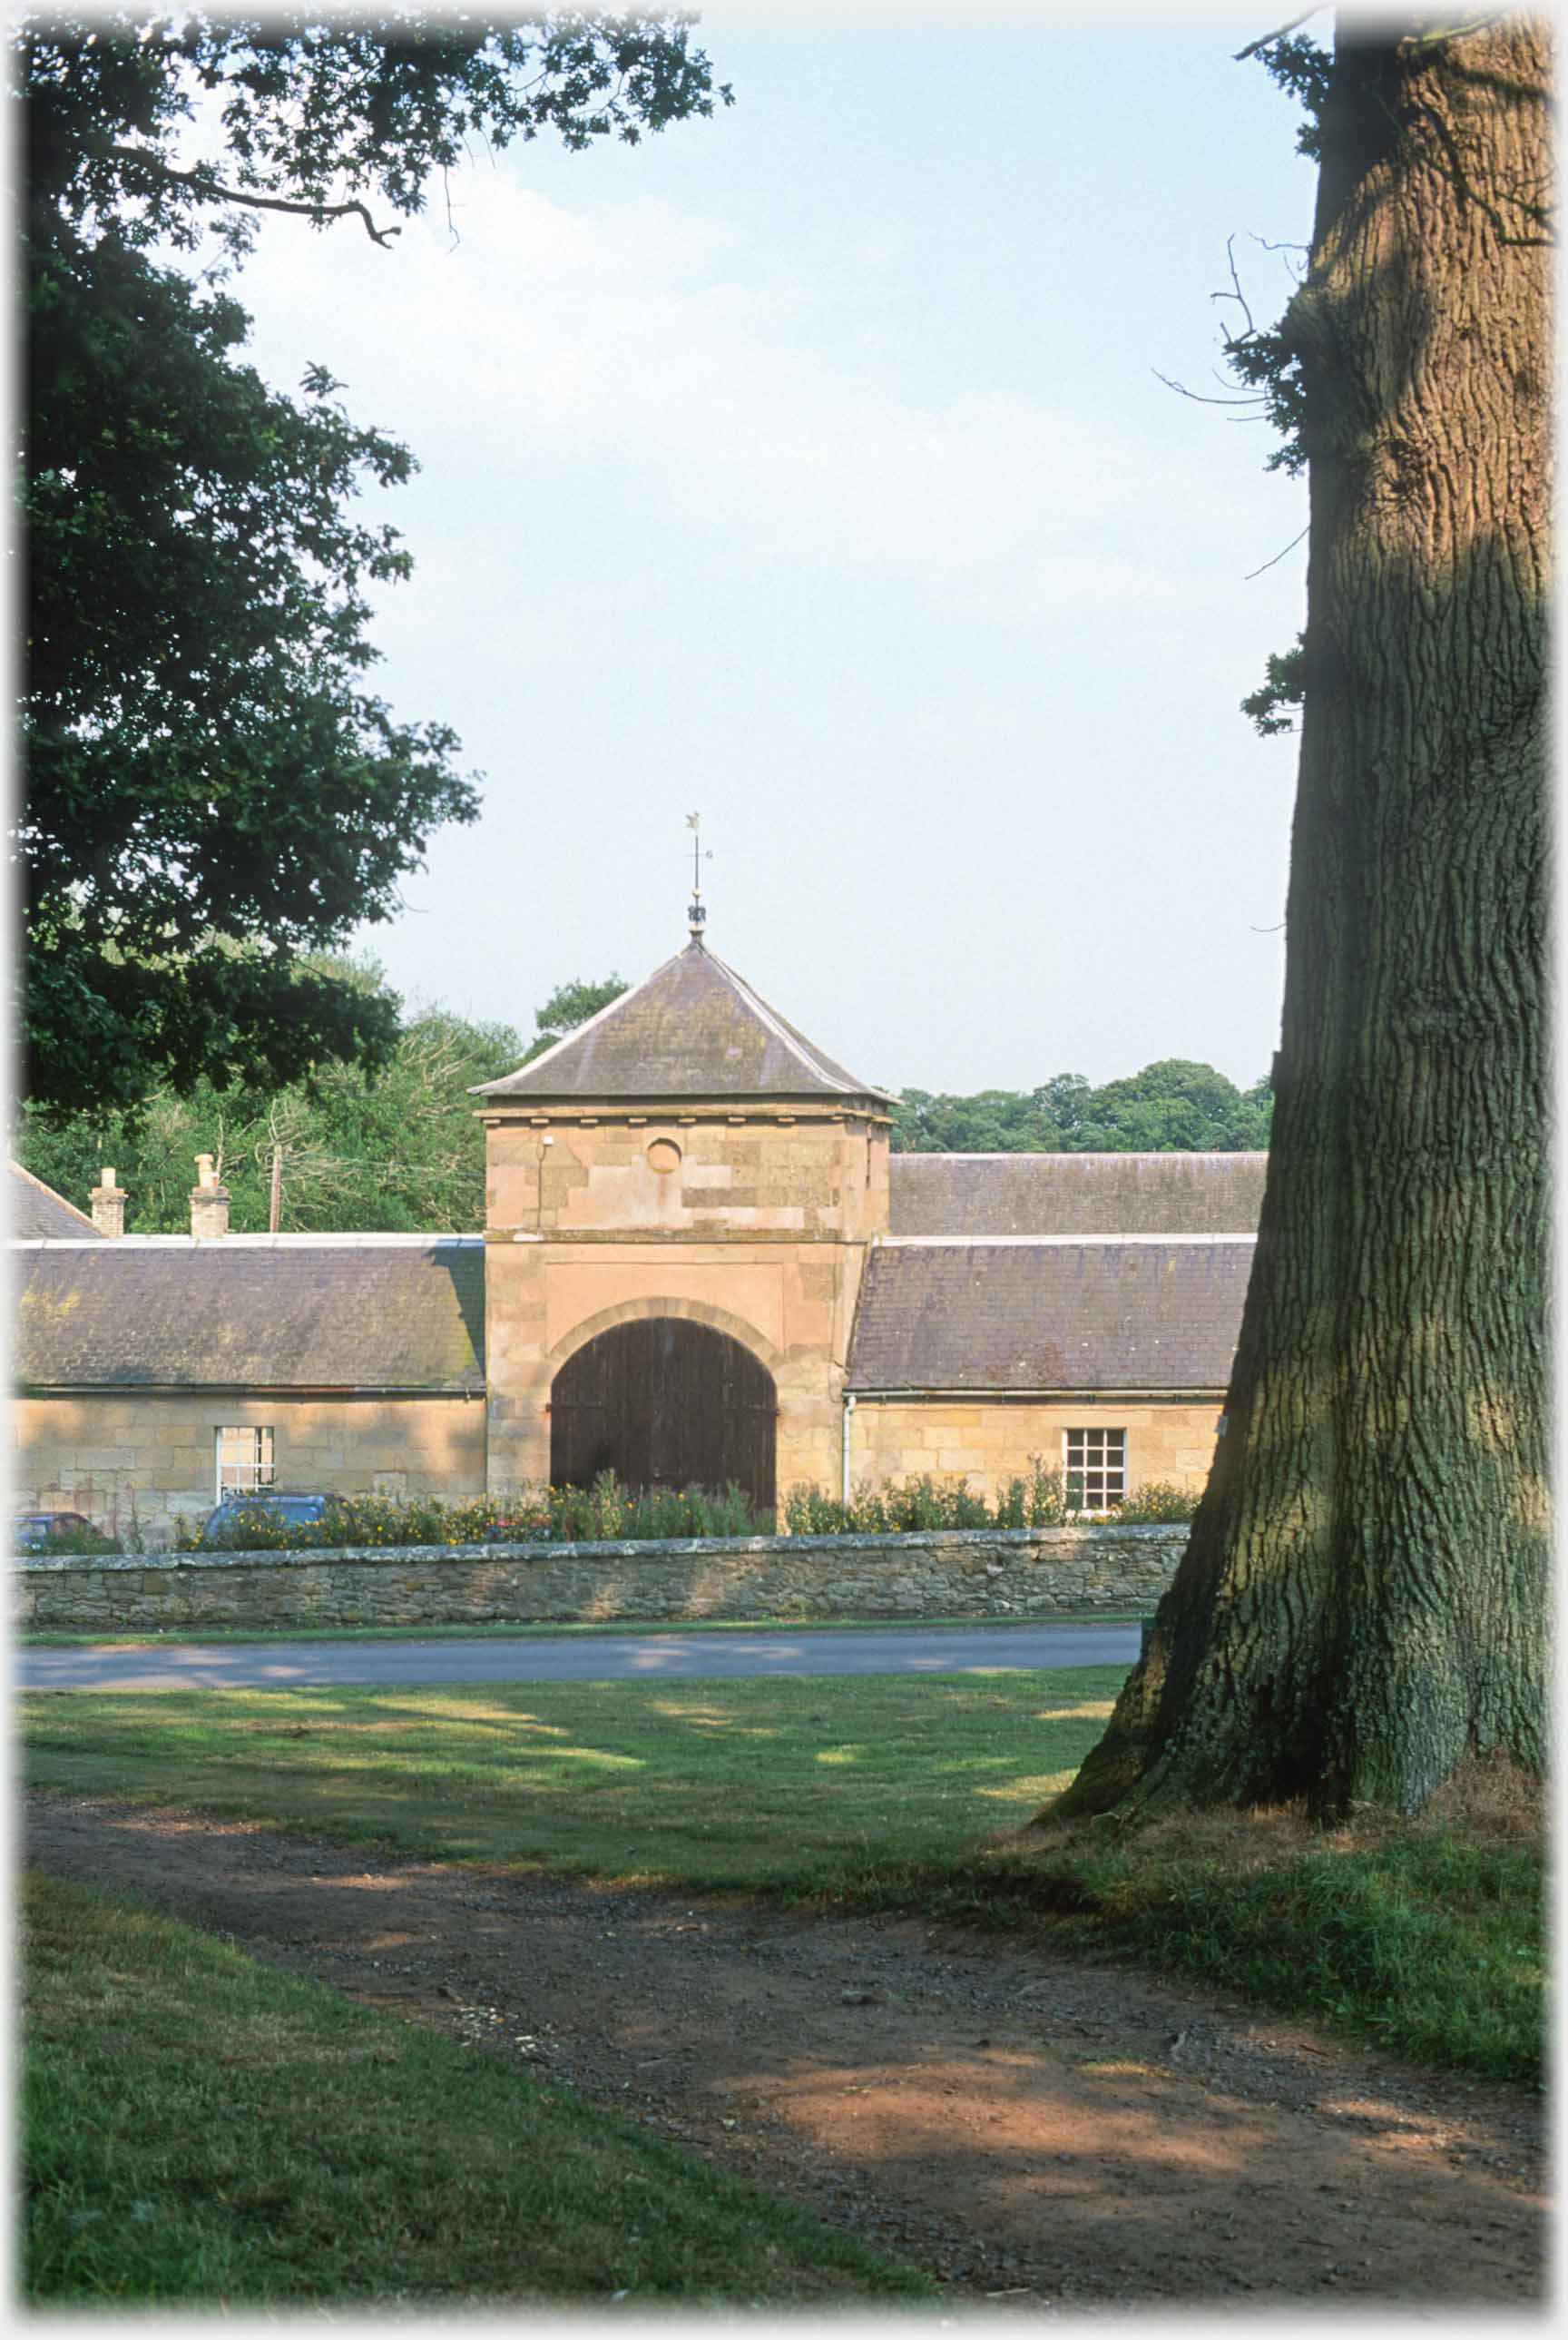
[90,1167,126,1238]
[190,1154,230,1242]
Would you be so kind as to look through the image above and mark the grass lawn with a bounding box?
[1021,1781,1545,2088]
[23,1668,1545,2085]
[22,1870,930,2307]
[22,1668,1120,1887]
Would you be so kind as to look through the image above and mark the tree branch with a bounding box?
[1234,13,1323,65]
[1403,15,1512,53]
[1244,523,1309,580]
[1211,234,1257,338]
[110,145,403,246]
[1152,367,1268,410]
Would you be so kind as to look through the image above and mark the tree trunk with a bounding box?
[1053,17,1550,1824]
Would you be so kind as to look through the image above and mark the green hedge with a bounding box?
[167,1465,1195,1552]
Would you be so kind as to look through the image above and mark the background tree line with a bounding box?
[15,966,1271,1234]
[894,1063,1271,1155]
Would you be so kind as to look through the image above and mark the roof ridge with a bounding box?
[878,1233,1259,1248]
[702,948,875,1096]
[11,1233,484,1249]
[892,1151,1269,1165]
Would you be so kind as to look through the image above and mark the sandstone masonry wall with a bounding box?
[13,1391,488,1546]
[850,1399,1225,1502]
[18,1524,1184,1631]
[481,1103,887,1495]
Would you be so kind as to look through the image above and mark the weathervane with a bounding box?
[685,811,711,942]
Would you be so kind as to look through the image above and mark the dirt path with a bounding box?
[25,1791,1546,2312]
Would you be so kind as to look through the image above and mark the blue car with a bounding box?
[201,1491,336,1541]
[14,1509,101,1550]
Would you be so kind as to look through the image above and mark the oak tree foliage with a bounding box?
[20,11,730,1116]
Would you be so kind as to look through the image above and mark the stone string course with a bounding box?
[17,1525,1186,1631]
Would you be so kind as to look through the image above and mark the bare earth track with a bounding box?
[24,1791,1546,2312]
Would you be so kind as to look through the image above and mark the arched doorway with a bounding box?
[549,1317,777,1508]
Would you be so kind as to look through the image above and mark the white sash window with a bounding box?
[1063,1426,1126,1511]
[216,1426,276,1502]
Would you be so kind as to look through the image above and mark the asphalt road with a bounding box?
[18,1623,1140,1692]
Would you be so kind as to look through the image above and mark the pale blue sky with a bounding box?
[230,5,1321,1093]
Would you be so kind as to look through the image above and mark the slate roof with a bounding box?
[9,1161,103,1241]
[475,941,897,1104]
[15,1240,485,1391]
[888,1152,1268,1237]
[846,1239,1255,1391]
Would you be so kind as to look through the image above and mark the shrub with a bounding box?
[779,1461,1197,1537]
[160,1465,1197,1553]
[1116,1479,1198,1523]
[172,1480,779,1553]
[21,1523,117,1557]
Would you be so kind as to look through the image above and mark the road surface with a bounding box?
[19,1623,1139,1692]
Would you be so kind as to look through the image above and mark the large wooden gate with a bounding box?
[548,1318,778,1507]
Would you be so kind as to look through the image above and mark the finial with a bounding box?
[685,810,712,944]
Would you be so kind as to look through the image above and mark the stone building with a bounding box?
[12,929,1263,1541]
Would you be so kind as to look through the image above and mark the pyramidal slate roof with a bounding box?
[15,1239,485,1391]
[475,941,897,1105]
[889,1152,1268,1238]
[9,1160,103,1240]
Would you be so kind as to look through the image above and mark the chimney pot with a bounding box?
[90,1168,126,1239]
[190,1158,230,1241]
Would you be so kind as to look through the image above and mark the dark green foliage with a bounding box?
[1240,636,1308,736]
[22,11,734,267]
[20,15,728,1115]
[784,1464,1194,1539]
[1254,33,1335,162]
[1073,1058,1272,1152]
[890,1061,1271,1154]
[16,1523,115,1557]
[157,1463,1196,1552]
[1112,1480,1200,1524]
[15,960,522,1234]
[1214,34,1331,481]
[173,1473,778,1551]
[1220,34,1328,716]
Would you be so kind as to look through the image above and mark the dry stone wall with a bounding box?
[18,1525,1185,1632]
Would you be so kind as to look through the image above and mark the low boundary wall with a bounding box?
[17,1525,1186,1631]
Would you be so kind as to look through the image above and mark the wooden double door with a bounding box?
[549,1318,778,1508]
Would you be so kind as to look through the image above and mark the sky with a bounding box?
[223,4,1321,1096]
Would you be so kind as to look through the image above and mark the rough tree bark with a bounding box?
[1051,16,1550,1824]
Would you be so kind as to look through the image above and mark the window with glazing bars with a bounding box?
[1063,1426,1125,1510]
[216,1425,275,1502]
